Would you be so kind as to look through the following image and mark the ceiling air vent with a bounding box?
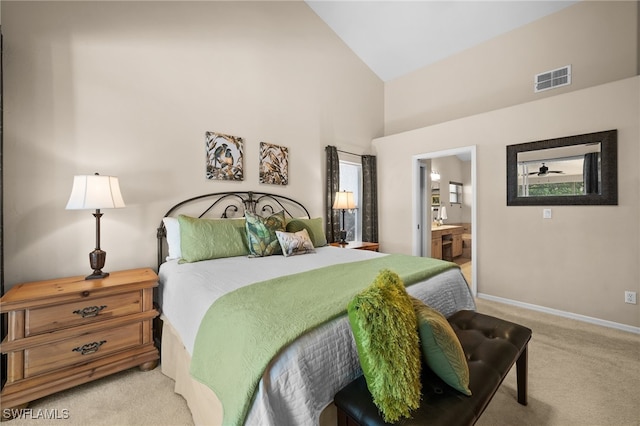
[534,65,571,93]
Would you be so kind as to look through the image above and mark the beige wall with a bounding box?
[380,0,639,329]
[384,1,639,135]
[2,1,383,286]
[374,76,640,328]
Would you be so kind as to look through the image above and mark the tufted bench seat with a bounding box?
[334,310,532,426]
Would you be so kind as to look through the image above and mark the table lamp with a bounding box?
[66,173,125,280]
[332,191,356,244]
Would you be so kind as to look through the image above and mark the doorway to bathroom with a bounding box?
[412,146,477,296]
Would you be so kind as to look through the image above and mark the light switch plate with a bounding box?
[543,208,552,219]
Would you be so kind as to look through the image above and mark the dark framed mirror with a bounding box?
[507,129,617,206]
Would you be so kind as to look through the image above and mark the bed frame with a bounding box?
[156,191,311,270]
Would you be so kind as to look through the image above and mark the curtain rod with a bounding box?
[337,149,361,157]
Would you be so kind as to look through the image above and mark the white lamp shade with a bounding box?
[66,174,126,210]
[333,191,356,210]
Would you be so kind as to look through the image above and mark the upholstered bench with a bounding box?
[334,310,532,426]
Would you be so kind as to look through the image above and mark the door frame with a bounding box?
[412,146,477,296]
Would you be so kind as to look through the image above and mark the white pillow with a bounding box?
[163,217,182,261]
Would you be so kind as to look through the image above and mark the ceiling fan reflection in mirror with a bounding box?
[528,162,564,177]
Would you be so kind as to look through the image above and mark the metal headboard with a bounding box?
[156,191,311,269]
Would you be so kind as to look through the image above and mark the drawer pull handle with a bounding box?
[73,305,107,318]
[72,340,107,355]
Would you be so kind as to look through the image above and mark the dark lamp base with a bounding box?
[87,248,108,280]
[86,271,109,280]
[339,229,347,244]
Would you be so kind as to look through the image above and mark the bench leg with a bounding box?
[337,407,362,426]
[516,344,528,406]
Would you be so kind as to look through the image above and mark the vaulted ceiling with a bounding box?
[306,1,578,81]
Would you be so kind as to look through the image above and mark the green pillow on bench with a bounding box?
[411,296,471,395]
[347,269,422,423]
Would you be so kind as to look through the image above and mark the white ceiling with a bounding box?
[306,1,578,82]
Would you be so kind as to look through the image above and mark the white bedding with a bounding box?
[158,246,475,426]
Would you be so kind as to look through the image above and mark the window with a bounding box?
[449,182,463,204]
[525,182,584,196]
[339,161,362,242]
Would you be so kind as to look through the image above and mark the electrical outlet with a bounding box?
[624,291,637,304]
[543,209,552,219]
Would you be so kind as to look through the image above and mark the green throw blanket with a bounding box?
[189,254,457,426]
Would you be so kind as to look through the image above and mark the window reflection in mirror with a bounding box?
[517,143,600,197]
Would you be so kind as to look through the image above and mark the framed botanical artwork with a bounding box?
[205,131,244,181]
[259,142,288,185]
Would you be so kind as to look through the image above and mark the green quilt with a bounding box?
[189,254,457,426]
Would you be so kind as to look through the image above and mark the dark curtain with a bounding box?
[325,146,340,243]
[584,152,600,194]
[361,155,378,243]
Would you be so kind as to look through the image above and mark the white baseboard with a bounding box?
[477,293,640,335]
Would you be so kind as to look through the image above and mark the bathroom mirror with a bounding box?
[507,130,617,206]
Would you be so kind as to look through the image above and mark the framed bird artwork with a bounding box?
[205,131,244,181]
[259,142,289,185]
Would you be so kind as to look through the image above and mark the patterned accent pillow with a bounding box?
[347,269,422,423]
[411,296,471,395]
[245,210,286,257]
[285,217,327,247]
[275,229,316,257]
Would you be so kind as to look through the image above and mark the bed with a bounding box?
[155,191,476,426]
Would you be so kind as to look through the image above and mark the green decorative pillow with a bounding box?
[177,215,249,263]
[285,217,327,247]
[275,229,316,257]
[245,210,286,257]
[347,269,422,423]
[411,296,471,396]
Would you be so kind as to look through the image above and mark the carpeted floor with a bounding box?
[453,256,472,285]
[4,297,639,426]
[475,298,640,426]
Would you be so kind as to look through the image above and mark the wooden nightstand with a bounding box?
[330,241,380,252]
[0,268,159,412]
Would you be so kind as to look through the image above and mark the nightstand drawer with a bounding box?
[26,291,143,336]
[24,322,142,378]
